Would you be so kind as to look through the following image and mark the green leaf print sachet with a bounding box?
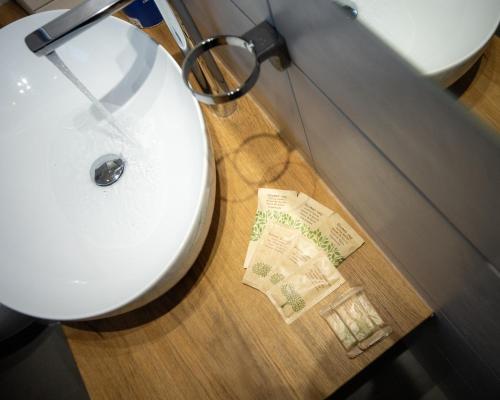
[244,188,301,269]
[242,188,366,323]
[244,189,333,269]
[242,223,300,292]
[266,253,346,324]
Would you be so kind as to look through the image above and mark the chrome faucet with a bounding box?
[25,0,233,106]
[25,0,135,56]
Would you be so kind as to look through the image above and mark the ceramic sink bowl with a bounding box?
[0,11,215,320]
[338,0,500,86]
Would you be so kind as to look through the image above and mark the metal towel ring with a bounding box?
[182,22,291,105]
[182,35,260,105]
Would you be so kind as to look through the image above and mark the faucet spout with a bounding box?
[25,0,134,56]
[25,0,237,116]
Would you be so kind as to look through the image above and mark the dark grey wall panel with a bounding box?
[270,0,500,272]
[289,66,500,394]
[183,0,500,394]
[185,0,312,159]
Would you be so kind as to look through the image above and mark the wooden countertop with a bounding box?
[1,6,497,399]
[59,20,431,399]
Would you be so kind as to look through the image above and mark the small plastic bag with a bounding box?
[320,287,392,358]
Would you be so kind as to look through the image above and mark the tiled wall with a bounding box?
[184,0,500,396]
[184,0,311,159]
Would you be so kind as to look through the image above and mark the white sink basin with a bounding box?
[343,0,500,86]
[0,11,215,320]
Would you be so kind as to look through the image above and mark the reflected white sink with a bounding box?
[0,11,215,320]
[343,0,500,85]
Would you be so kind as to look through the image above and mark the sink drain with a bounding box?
[91,154,125,186]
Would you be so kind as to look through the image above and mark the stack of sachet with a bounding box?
[242,189,393,358]
[242,188,364,323]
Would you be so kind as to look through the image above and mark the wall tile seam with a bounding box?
[227,0,316,166]
[229,0,262,24]
[184,0,311,162]
[284,68,316,166]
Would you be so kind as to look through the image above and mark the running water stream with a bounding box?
[47,51,132,144]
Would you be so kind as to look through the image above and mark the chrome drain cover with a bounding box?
[91,154,125,187]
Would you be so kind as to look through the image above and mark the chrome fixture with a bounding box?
[23,0,291,107]
[168,0,233,98]
[333,0,358,19]
[342,5,358,18]
[91,154,125,186]
[24,0,232,104]
[25,0,134,56]
[182,21,291,105]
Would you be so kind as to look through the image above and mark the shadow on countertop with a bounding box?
[66,173,225,333]
[447,58,482,98]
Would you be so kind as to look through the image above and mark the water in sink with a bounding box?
[45,50,163,192]
[46,51,133,146]
[45,51,168,240]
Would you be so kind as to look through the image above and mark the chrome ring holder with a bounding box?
[182,21,291,105]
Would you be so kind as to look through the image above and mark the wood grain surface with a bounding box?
[2,6,497,399]
[55,18,432,400]
[0,1,26,26]
[64,95,430,399]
